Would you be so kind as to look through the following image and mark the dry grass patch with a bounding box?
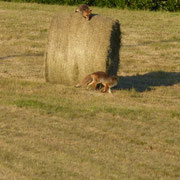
[0,1,180,179]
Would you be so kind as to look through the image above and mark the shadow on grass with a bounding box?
[116,71,180,92]
[124,37,180,47]
[0,53,43,60]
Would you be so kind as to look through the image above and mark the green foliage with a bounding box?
[1,0,179,11]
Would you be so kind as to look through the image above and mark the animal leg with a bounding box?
[93,82,98,89]
[108,88,112,94]
[102,83,108,93]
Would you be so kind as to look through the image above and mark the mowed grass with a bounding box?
[0,1,180,179]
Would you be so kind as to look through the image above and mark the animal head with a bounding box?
[83,9,92,20]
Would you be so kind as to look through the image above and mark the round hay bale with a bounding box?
[45,12,121,85]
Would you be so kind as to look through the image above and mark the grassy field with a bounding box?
[0,1,180,179]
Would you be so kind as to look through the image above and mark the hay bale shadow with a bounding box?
[116,71,180,92]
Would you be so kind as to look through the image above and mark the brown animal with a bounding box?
[75,71,118,93]
[75,4,92,20]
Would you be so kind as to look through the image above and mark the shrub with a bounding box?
[1,0,179,11]
[0,0,180,11]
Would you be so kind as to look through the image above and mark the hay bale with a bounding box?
[45,12,121,85]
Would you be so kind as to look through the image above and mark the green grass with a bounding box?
[0,1,180,179]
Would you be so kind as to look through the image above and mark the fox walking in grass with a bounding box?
[75,71,118,94]
[75,4,92,20]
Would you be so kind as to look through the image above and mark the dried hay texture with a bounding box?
[45,12,121,85]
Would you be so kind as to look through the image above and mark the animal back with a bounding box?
[78,4,89,12]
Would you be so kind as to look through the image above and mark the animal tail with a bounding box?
[75,74,92,88]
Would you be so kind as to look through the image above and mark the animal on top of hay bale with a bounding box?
[75,4,92,21]
[45,10,121,86]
